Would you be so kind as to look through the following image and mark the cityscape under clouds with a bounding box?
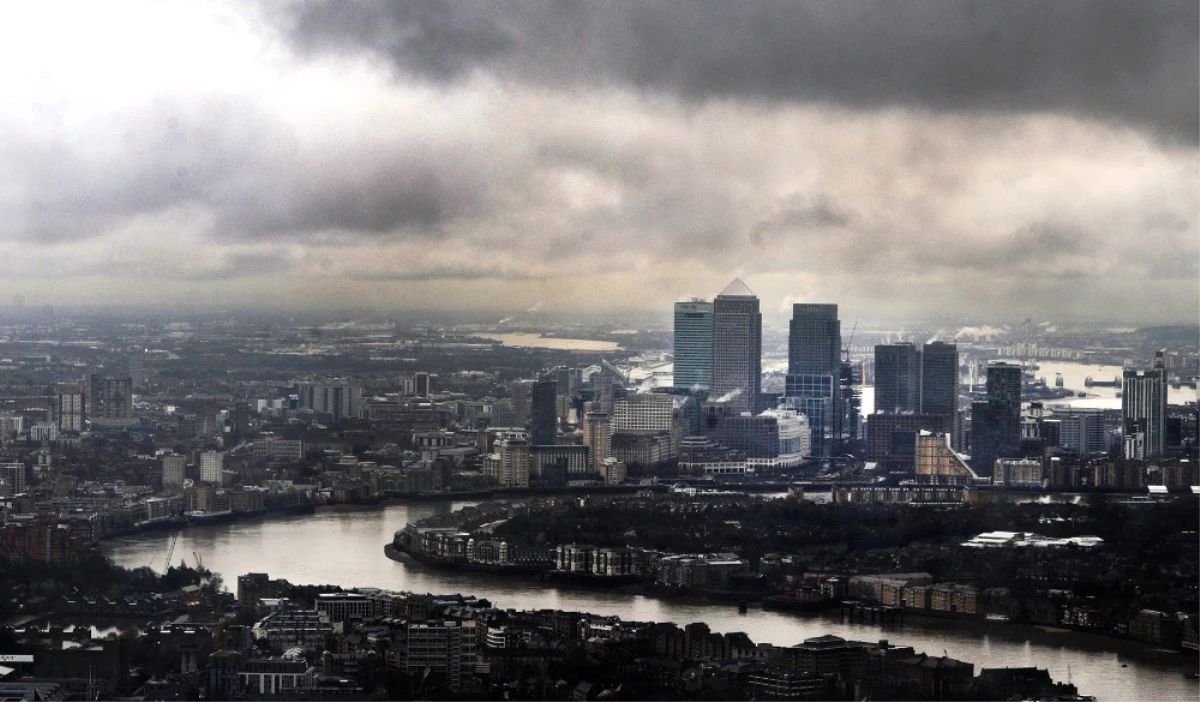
[1,1,1196,323]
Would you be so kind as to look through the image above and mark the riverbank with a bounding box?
[94,502,317,548]
[384,542,751,606]
[102,499,1199,701]
[384,541,1199,664]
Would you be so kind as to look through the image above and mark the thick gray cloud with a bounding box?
[0,1,1193,324]
[0,94,492,245]
[286,0,1199,144]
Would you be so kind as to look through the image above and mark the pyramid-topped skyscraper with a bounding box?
[718,277,755,298]
[711,277,761,414]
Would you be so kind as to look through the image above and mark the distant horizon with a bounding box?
[0,300,1196,334]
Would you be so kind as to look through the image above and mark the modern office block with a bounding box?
[711,278,761,414]
[529,378,558,446]
[673,300,714,389]
[788,304,840,376]
[920,342,959,417]
[875,343,921,414]
[970,363,1022,475]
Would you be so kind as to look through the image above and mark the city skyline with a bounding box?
[0,1,1196,325]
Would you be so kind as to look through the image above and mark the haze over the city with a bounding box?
[1,1,1196,324]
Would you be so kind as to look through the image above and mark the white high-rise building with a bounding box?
[163,454,186,488]
[200,451,224,483]
[610,394,674,435]
[483,433,530,488]
[298,382,361,421]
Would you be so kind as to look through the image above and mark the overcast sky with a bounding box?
[1,1,1196,324]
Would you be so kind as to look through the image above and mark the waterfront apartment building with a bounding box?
[484,434,531,488]
[710,278,761,414]
[199,451,224,484]
[162,454,186,488]
[674,299,714,389]
[531,445,590,480]
[253,437,305,463]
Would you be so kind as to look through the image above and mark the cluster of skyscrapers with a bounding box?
[674,279,851,458]
[674,278,1177,479]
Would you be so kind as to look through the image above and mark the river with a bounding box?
[1031,361,1196,410]
[102,501,1198,701]
[478,333,621,351]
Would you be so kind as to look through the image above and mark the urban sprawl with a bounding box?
[0,287,1197,700]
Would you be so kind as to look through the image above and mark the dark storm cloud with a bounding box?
[0,95,488,245]
[207,149,480,242]
[285,0,1199,143]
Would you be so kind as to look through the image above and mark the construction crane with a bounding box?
[842,320,858,362]
[161,531,179,574]
[193,551,205,573]
[601,358,629,385]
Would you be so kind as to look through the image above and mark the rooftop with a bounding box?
[717,277,755,298]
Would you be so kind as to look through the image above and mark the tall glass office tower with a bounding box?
[788,304,841,375]
[786,303,841,457]
[673,300,714,390]
[874,343,921,414]
[920,341,959,417]
[711,278,761,414]
[971,362,1022,475]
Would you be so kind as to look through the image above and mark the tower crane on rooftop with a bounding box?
[842,320,858,362]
